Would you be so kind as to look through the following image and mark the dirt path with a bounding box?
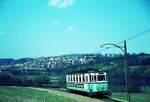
[30,87,105,102]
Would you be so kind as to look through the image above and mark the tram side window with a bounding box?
[94,75,97,82]
[74,75,75,82]
[69,75,71,82]
[74,74,76,82]
[85,76,88,82]
[89,75,92,82]
[74,75,76,82]
[98,75,105,81]
[80,75,82,82]
[83,75,85,82]
[70,75,72,82]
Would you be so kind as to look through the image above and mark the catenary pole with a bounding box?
[124,40,131,102]
[100,40,131,102]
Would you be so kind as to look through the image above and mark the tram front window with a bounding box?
[98,75,105,81]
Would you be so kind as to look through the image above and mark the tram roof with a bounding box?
[68,68,105,74]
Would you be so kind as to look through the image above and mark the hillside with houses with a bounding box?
[0,53,150,92]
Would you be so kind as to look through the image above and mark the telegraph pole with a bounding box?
[100,40,131,102]
[124,40,131,102]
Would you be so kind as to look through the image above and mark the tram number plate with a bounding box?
[67,83,84,88]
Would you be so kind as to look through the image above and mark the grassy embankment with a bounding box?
[112,92,150,102]
[0,86,77,102]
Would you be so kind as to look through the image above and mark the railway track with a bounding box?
[47,88,121,102]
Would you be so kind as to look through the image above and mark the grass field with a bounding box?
[0,86,77,102]
[112,92,150,102]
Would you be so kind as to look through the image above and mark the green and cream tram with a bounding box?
[66,71,111,96]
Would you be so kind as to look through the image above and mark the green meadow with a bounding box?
[112,92,150,102]
[0,86,77,102]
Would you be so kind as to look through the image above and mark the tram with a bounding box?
[66,71,111,96]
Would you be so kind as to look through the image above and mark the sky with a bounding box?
[0,0,150,58]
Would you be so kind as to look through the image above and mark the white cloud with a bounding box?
[51,21,60,26]
[48,0,75,8]
[67,25,74,32]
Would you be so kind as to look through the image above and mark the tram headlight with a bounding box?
[106,87,109,91]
